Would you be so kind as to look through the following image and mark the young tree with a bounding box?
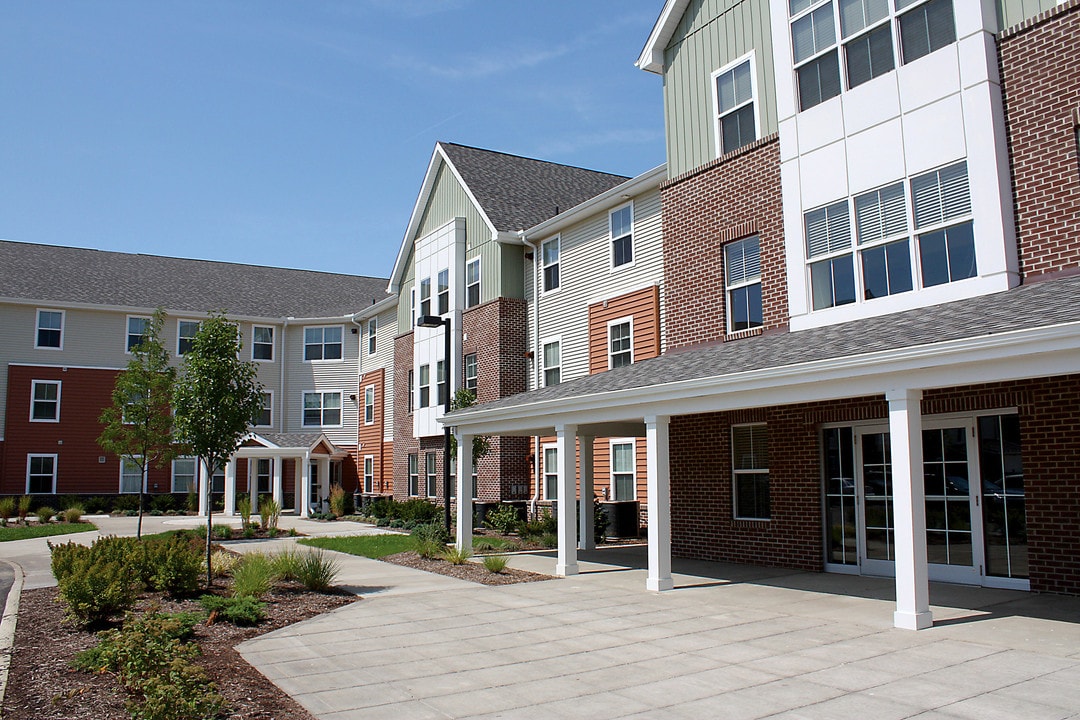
[172,312,264,584]
[449,388,491,495]
[98,309,178,539]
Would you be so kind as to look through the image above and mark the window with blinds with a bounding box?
[542,340,561,387]
[912,161,976,286]
[732,424,770,520]
[898,0,955,64]
[792,3,842,110]
[806,201,857,310]
[724,236,763,332]
[714,56,757,155]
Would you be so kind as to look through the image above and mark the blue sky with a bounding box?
[1,1,666,279]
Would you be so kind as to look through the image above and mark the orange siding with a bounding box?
[587,285,661,374]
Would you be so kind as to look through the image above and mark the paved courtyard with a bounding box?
[239,546,1080,720]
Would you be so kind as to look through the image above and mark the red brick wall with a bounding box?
[661,136,787,350]
[999,1,1080,280]
[392,331,415,500]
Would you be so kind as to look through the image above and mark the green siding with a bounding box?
[996,0,1057,29]
[663,0,776,178]
[396,246,415,331]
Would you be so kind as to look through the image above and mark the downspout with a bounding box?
[521,232,543,520]
[349,313,366,496]
[279,318,290,432]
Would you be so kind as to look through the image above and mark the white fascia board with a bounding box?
[636,0,692,74]
[0,297,286,325]
[445,321,1080,435]
[350,294,398,321]
[10,361,128,372]
[493,231,523,245]
[522,165,667,242]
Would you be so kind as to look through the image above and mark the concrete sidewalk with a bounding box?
[240,546,1080,720]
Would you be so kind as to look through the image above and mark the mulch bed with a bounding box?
[381,552,553,585]
[2,583,355,720]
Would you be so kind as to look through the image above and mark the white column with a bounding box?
[456,431,474,552]
[579,435,595,551]
[645,415,673,592]
[298,456,311,518]
[223,458,237,516]
[317,458,331,513]
[249,460,258,522]
[887,388,932,630]
[272,457,283,507]
[555,423,579,576]
[197,458,209,516]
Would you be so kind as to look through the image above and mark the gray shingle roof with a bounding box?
[439,143,629,232]
[0,240,388,318]
[253,432,327,450]
[455,274,1080,416]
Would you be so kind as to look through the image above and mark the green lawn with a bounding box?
[299,533,415,559]
[0,522,96,542]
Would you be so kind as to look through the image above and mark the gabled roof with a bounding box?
[244,432,337,455]
[636,0,694,74]
[388,142,628,291]
[0,240,388,319]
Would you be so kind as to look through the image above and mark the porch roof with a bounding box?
[446,273,1080,437]
[239,432,339,457]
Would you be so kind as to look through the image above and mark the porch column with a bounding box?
[455,431,474,552]
[887,388,932,630]
[249,460,258,522]
[645,414,673,592]
[223,458,237,516]
[298,456,311,518]
[317,458,331,513]
[197,458,210,516]
[272,457,283,508]
[555,423,579,576]
[579,435,595,551]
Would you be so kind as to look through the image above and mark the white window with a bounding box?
[366,318,377,355]
[541,237,560,292]
[304,326,343,361]
[610,204,634,268]
[425,452,438,497]
[364,385,375,425]
[253,392,273,428]
[725,236,763,332]
[419,277,431,317]
[363,456,374,493]
[120,457,144,494]
[806,200,856,310]
[463,353,477,392]
[855,181,913,299]
[437,268,449,315]
[611,440,636,501]
[27,454,58,494]
[418,364,430,408]
[177,320,200,355]
[912,161,975,287]
[437,360,448,407]
[407,369,415,413]
[127,316,150,352]
[542,339,561,387]
[608,318,633,369]
[897,0,955,65]
[255,458,271,493]
[35,309,64,349]
[712,54,757,156]
[252,326,274,361]
[543,445,558,501]
[171,457,197,494]
[30,380,61,422]
[791,2,841,111]
[840,0,894,89]
[408,454,419,496]
[302,391,342,427]
[466,258,481,308]
[732,424,769,520]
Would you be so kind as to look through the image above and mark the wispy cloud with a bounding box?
[532,128,664,158]
[388,43,572,81]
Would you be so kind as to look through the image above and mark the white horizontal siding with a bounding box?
[282,322,360,448]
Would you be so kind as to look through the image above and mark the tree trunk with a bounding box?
[204,456,214,587]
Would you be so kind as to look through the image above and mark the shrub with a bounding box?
[482,555,509,574]
[149,494,176,515]
[185,487,199,513]
[231,553,277,599]
[84,496,112,514]
[287,527,298,537]
[258,496,281,530]
[57,494,81,510]
[473,537,520,553]
[293,549,340,592]
[267,527,279,538]
[411,522,449,545]
[57,556,139,625]
[0,497,16,525]
[519,511,557,540]
[328,485,353,518]
[35,506,56,524]
[366,497,394,519]
[133,656,226,720]
[441,546,472,565]
[199,594,266,626]
[112,495,140,513]
[270,548,302,581]
[50,540,90,583]
[17,495,31,522]
[62,506,84,523]
[485,504,520,535]
[538,533,558,549]
[209,549,240,577]
[147,535,202,597]
[237,496,251,527]
[242,525,255,539]
[213,524,233,541]
[396,499,440,524]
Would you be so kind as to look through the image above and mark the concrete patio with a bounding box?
[239,545,1080,719]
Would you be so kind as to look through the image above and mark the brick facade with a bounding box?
[661,136,787,350]
[999,0,1080,280]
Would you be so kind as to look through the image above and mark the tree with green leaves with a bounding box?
[172,312,264,584]
[98,309,179,540]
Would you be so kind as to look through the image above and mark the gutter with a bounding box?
[521,231,544,520]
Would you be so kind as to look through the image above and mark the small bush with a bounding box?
[149,494,176,515]
[212,524,233,541]
[411,522,449,545]
[49,540,91,583]
[366,497,395,519]
[416,539,444,559]
[328,485,353,518]
[482,555,509,574]
[133,656,226,720]
[148,535,202,597]
[242,525,256,539]
[267,527,279,538]
[209,549,239,577]
[84,496,112,514]
[293,549,340,592]
[258,497,281,530]
[185,487,199,513]
[35,506,56,524]
[270,549,302,581]
[473,537,520,553]
[538,533,558,549]
[0,497,15,525]
[441,546,472,565]
[17,495,31,522]
[112,495,140,513]
[485,504,521,535]
[237,496,252,527]
[397,498,440,524]
[57,556,139,625]
[519,510,557,540]
[57,494,81,510]
[231,553,277,599]
[62,506,84,523]
[199,594,266,626]
[287,527,298,537]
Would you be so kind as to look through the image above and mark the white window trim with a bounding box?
[177,319,200,356]
[119,456,145,494]
[363,455,375,493]
[541,235,561,295]
[254,391,274,428]
[425,452,437,497]
[436,267,450,316]
[418,364,431,409]
[732,422,769,521]
[607,316,635,370]
[303,325,345,364]
[363,384,375,425]
[466,257,482,308]
[366,318,377,356]
[125,315,151,354]
[35,308,65,350]
[725,235,764,334]
[541,335,562,388]
[302,390,344,428]
[408,453,419,497]
[463,352,478,391]
[171,456,197,493]
[542,443,559,501]
[26,453,58,494]
[419,277,432,317]
[29,379,62,423]
[609,438,637,501]
[710,51,759,159]
[252,325,275,363]
[609,202,635,271]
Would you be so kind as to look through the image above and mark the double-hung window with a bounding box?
[252,326,274,361]
[363,456,374,494]
[255,458,271,493]
[542,237,560,292]
[713,55,757,155]
[418,364,430,408]
[364,385,375,425]
[542,339,561,387]
[912,160,974,287]
[791,2,841,111]
[611,440,636,501]
[407,369,415,412]
[127,316,150,352]
[27,454,57,494]
[419,278,432,317]
[304,326,343,361]
[437,269,449,315]
[30,380,61,422]
[543,446,558,501]
[855,181,913,299]
[610,205,633,268]
[177,320,200,355]
[408,454,419,496]
[172,457,196,494]
[806,201,856,310]
[120,457,144,494]
[466,258,481,308]
[303,391,342,427]
[437,360,448,406]
[425,452,437,497]
[732,424,770,520]
[840,0,894,89]
[897,0,955,65]
[366,318,377,355]
[608,320,633,369]
[463,353,477,392]
[253,392,273,427]
[724,236,763,332]
[35,309,64,349]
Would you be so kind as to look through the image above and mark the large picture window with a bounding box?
[724,236,763,331]
[732,424,769,520]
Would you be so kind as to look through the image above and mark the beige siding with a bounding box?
[664,0,776,178]
[996,0,1057,28]
[282,322,360,448]
[360,306,398,442]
